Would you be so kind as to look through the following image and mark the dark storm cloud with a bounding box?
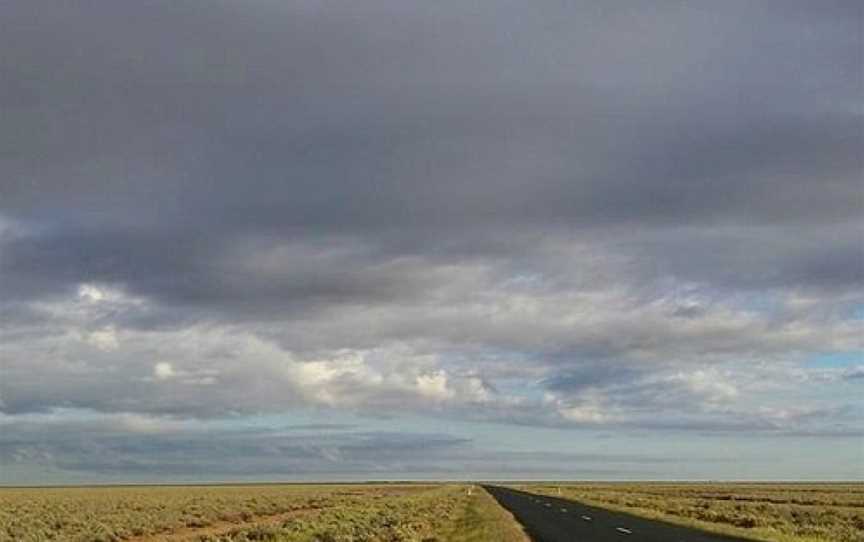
[3,0,860,225]
[2,1,860,302]
[0,0,862,439]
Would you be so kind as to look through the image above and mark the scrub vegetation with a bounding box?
[0,484,527,542]
[521,482,864,542]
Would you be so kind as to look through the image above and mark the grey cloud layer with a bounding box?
[0,413,778,482]
[1,0,862,473]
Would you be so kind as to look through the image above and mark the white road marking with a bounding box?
[581,515,592,521]
[616,527,633,535]
[560,508,568,512]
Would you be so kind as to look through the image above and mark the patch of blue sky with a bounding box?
[807,351,864,368]
[493,377,547,401]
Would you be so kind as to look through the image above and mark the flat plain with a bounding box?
[3,482,862,542]
[0,483,528,542]
[520,482,864,542]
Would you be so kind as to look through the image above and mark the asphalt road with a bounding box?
[484,486,751,542]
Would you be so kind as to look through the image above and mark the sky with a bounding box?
[0,0,862,484]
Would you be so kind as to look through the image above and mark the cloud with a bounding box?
[153,362,175,381]
[0,0,861,479]
[0,410,763,482]
[843,366,864,380]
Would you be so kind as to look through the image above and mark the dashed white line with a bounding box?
[616,527,633,535]
[560,508,568,512]
[581,515,592,521]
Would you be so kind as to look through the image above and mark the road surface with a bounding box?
[484,486,751,542]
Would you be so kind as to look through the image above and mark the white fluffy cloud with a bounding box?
[1,275,860,438]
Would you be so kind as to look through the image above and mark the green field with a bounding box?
[520,482,864,542]
[0,484,528,542]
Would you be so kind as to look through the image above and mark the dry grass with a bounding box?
[0,484,435,542]
[444,487,529,542]
[520,482,864,542]
[206,484,468,541]
[0,483,527,542]
[193,485,529,542]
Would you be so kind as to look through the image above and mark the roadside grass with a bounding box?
[519,483,864,542]
[0,483,530,541]
[206,485,530,541]
[444,487,529,542]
